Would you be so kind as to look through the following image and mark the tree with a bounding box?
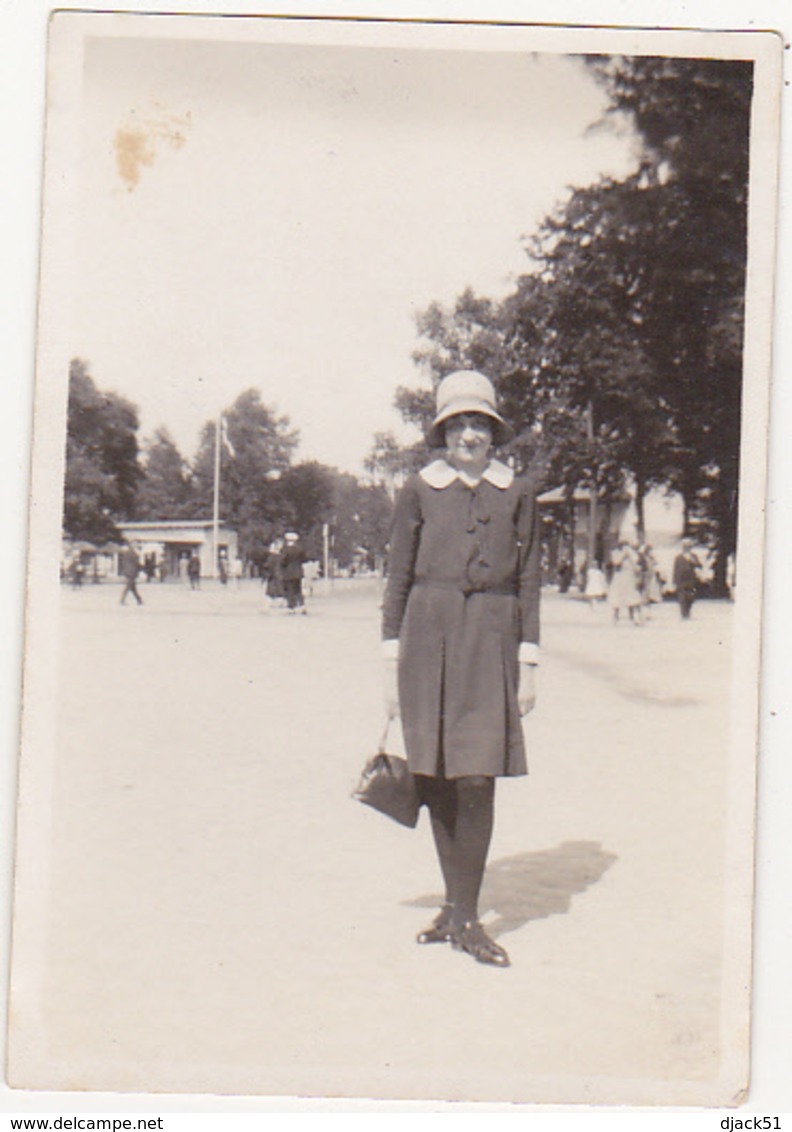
[327,473,392,571]
[190,388,298,557]
[524,178,687,527]
[349,481,393,571]
[278,461,335,560]
[135,427,193,520]
[364,431,425,498]
[584,56,752,589]
[63,358,142,543]
[275,463,393,571]
[398,56,752,592]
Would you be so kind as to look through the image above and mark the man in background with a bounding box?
[672,537,700,620]
[119,540,144,607]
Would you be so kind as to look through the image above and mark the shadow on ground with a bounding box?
[404,840,618,940]
[546,645,700,707]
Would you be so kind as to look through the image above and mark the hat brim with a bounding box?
[426,399,513,448]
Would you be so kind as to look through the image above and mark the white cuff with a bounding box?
[382,639,399,660]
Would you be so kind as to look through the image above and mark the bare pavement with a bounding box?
[9,577,740,1105]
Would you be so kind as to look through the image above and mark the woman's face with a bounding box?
[444,412,493,468]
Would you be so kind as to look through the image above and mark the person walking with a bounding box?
[672,537,700,620]
[381,370,541,969]
[583,559,608,607]
[119,541,143,606]
[263,539,284,609]
[556,558,572,594]
[637,542,663,611]
[187,551,201,590]
[608,539,643,625]
[280,532,306,613]
[68,554,85,589]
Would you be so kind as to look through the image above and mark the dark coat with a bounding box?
[280,543,305,581]
[382,459,541,779]
[265,551,283,598]
[673,552,699,595]
[119,547,140,581]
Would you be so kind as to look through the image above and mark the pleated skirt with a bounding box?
[398,584,528,779]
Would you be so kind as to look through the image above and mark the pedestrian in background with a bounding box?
[119,541,143,606]
[382,370,541,969]
[263,538,284,609]
[68,554,85,590]
[584,559,608,607]
[556,558,572,594]
[608,539,643,625]
[187,551,201,590]
[637,542,663,611]
[281,532,306,613]
[303,559,320,598]
[672,537,700,620]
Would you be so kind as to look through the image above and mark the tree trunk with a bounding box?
[710,476,739,598]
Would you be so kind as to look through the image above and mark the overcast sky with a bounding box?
[73,25,639,472]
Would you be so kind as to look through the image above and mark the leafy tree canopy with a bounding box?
[135,427,193,521]
[400,55,752,592]
[63,359,142,544]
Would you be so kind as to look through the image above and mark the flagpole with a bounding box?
[212,412,221,579]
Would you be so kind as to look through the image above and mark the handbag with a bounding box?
[352,720,420,828]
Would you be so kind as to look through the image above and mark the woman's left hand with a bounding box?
[518,665,537,716]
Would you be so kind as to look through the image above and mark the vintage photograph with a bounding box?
[6,10,783,1108]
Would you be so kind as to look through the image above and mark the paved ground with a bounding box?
[9,578,744,1105]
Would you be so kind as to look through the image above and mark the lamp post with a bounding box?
[585,400,597,568]
[212,412,222,579]
[322,521,330,583]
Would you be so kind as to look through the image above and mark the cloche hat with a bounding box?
[426,370,513,449]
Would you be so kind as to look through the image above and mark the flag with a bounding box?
[219,413,235,458]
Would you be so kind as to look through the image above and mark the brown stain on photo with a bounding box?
[114,106,191,192]
[114,127,156,191]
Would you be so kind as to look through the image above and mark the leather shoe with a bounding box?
[416,905,454,945]
[451,921,510,967]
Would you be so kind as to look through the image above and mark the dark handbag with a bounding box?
[352,721,420,828]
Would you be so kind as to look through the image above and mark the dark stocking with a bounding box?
[419,776,457,907]
[420,774,495,926]
[451,776,495,926]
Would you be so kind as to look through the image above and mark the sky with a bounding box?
[72,23,639,473]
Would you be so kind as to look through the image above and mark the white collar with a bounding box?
[419,458,514,490]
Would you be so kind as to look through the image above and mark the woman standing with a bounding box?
[381,371,541,968]
[608,539,644,626]
[281,532,307,614]
[583,559,609,606]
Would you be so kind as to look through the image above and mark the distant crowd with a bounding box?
[62,529,732,626]
[552,537,734,624]
[62,532,329,616]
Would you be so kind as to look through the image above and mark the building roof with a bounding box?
[117,520,236,531]
[538,486,630,505]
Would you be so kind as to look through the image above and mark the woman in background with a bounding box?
[608,539,644,626]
